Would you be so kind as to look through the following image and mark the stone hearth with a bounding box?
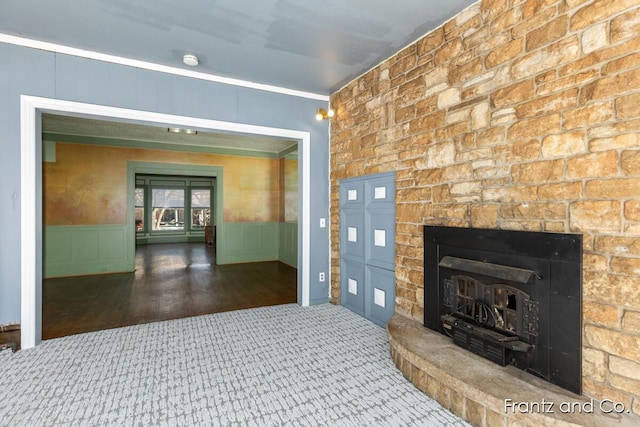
[388,314,639,427]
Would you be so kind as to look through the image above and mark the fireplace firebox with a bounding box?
[424,226,582,394]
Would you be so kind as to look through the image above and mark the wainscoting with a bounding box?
[279,221,298,268]
[45,222,298,278]
[44,225,131,278]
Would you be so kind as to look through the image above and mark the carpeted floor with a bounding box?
[0,304,469,426]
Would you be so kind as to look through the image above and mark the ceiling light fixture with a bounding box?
[315,108,335,121]
[183,54,199,67]
[168,127,198,135]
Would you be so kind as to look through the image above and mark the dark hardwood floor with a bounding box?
[43,243,297,340]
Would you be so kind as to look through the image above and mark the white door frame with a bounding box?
[20,95,311,349]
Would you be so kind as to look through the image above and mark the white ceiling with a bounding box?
[5,0,476,152]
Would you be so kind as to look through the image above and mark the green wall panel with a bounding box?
[279,222,298,268]
[217,222,280,264]
[44,225,132,278]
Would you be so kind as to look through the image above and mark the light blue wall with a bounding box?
[0,42,330,324]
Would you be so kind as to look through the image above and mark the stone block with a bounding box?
[586,178,640,199]
[491,5,523,35]
[512,159,563,183]
[622,310,640,333]
[437,87,461,109]
[434,38,464,65]
[604,51,640,76]
[516,88,578,118]
[537,69,599,96]
[417,27,444,57]
[582,347,608,382]
[610,256,640,276]
[389,55,417,79]
[491,79,534,108]
[526,15,568,52]
[425,141,456,168]
[610,356,640,381]
[435,121,470,140]
[513,4,557,39]
[485,37,523,69]
[590,133,640,152]
[441,163,472,181]
[449,57,483,85]
[582,378,633,411]
[583,253,608,271]
[584,324,640,360]
[617,92,640,119]
[582,22,608,54]
[464,399,485,427]
[501,202,566,220]
[620,150,640,176]
[471,101,490,130]
[511,36,580,79]
[608,373,640,396]
[594,236,640,256]
[583,301,620,328]
[477,126,506,147]
[624,200,640,221]
[611,6,640,43]
[571,0,639,32]
[580,69,640,103]
[567,151,619,179]
[541,131,585,157]
[507,114,561,140]
[470,204,499,228]
[482,185,538,202]
[570,200,621,232]
[563,101,614,130]
[481,0,508,22]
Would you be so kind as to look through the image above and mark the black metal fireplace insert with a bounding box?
[424,226,582,394]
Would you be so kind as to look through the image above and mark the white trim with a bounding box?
[2,33,329,102]
[20,95,311,348]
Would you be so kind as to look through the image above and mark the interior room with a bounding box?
[40,114,300,338]
[1,0,639,426]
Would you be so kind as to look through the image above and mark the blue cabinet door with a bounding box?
[340,172,395,327]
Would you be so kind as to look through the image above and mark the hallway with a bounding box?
[43,243,297,339]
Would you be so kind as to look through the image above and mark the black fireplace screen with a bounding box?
[424,226,582,394]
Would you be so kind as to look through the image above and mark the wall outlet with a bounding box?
[319,272,325,282]
[320,218,326,228]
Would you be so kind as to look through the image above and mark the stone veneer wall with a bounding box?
[329,0,640,415]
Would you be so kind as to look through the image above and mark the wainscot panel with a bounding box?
[44,225,131,278]
[217,222,280,264]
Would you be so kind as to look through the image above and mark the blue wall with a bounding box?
[0,42,330,324]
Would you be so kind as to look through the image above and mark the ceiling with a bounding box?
[1,0,475,96]
[42,113,299,156]
[6,0,475,154]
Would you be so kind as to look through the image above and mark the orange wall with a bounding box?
[44,142,280,225]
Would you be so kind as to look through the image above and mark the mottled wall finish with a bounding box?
[284,158,299,222]
[330,0,640,414]
[44,142,280,225]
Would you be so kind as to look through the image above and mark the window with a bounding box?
[191,189,211,230]
[151,188,185,231]
[135,187,145,232]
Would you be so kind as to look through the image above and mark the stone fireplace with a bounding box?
[330,0,640,422]
[424,225,582,393]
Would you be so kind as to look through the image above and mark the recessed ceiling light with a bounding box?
[168,127,198,135]
[183,54,199,67]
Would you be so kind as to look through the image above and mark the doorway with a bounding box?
[21,95,312,348]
